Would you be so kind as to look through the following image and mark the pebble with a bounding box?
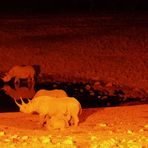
[21,136,29,140]
[99,123,107,127]
[144,124,148,128]
[63,136,74,145]
[0,131,5,136]
[127,130,133,134]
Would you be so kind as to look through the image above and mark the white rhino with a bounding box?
[45,114,69,130]
[2,65,35,85]
[15,96,82,126]
[33,89,68,98]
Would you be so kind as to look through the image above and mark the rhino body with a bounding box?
[15,96,82,126]
[45,114,69,130]
[34,89,68,98]
[2,65,35,85]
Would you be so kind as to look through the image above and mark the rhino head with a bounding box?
[14,97,33,113]
[2,73,11,82]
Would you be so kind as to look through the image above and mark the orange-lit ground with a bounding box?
[0,104,147,147]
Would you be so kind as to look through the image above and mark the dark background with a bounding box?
[0,0,148,14]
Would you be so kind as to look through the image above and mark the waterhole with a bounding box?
[0,80,148,112]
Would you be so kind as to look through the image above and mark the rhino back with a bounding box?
[33,96,68,115]
[15,66,35,78]
[34,89,68,98]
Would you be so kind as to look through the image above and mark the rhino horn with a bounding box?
[20,97,26,105]
[27,98,31,103]
[14,99,22,108]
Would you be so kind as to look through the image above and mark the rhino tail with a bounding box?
[79,106,82,115]
[77,103,82,116]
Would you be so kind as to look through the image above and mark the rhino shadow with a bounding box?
[79,107,104,124]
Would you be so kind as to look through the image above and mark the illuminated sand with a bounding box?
[0,104,147,147]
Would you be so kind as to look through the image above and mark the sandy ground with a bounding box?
[0,104,147,147]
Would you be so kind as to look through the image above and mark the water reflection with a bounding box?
[2,83,36,100]
[0,80,147,112]
[0,83,36,112]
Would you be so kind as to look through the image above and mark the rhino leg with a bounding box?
[70,106,81,126]
[14,77,20,86]
[74,116,79,126]
[39,114,48,127]
[70,115,79,126]
[63,114,70,127]
[28,76,34,84]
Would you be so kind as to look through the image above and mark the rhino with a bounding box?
[45,113,69,130]
[33,89,68,98]
[15,96,82,126]
[2,65,35,85]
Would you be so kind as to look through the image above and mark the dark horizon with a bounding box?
[0,0,148,14]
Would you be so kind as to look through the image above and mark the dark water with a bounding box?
[0,80,148,112]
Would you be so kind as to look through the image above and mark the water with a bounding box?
[0,80,148,112]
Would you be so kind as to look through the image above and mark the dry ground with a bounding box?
[0,104,147,147]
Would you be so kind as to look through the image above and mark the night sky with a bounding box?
[0,0,148,14]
